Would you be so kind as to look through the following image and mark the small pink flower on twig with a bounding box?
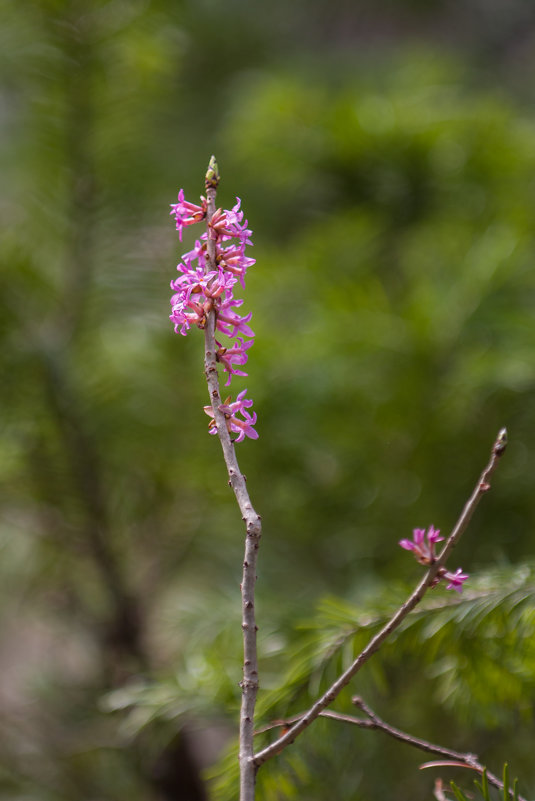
[216,338,254,386]
[217,243,256,288]
[399,526,444,565]
[204,389,258,443]
[170,189,207,240]
[443,567,469,592]
[399,525,469,592]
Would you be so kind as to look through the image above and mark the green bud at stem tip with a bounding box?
[205,155,220,190]
[494,427,508,456]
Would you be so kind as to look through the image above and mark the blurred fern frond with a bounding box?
[253,563,535,729]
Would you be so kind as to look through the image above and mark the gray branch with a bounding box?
[202,159,262,801]
[253,430,507,767]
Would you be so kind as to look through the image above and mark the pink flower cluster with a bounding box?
[399,526,468,592]
[204,389,258,444]
[169,189,258,443]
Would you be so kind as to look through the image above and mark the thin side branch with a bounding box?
[202,159,262,801]
[346,697,526,801]
[253,430,507,767]
[350,697,477,761]
[256,697,526,801]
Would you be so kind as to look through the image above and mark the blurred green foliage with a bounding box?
[1,0,535,799]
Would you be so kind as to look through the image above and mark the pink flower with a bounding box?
[170,293,211,335]
[226,198,254,245]
[169,268,228,334]
[182,240,208,271]
[206,200,254,246]
[204,390,258,443]
[216,338,254,386]
[444,568,469,593]
[216,296,255,338]
[399,525,444,566]
[399,525,469,592]
[171,266,218,295]
[225,198,245,228]
[170,189,207,240]
[216,311,254,339]
[217,243,256,288]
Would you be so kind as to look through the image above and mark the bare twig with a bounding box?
[350,696,479,762]
[256,696,525,801]
[253,430,507,767]
[202,158,262,801]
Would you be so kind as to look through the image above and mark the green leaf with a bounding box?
[503,763,509,801]
[474,767,490,801]
[450,780,471,801]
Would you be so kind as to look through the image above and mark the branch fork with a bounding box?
[176,159,511,801]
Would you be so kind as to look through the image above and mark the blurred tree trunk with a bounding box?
[27,3,209,798]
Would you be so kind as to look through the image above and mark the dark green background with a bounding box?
[1,1,535,799]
